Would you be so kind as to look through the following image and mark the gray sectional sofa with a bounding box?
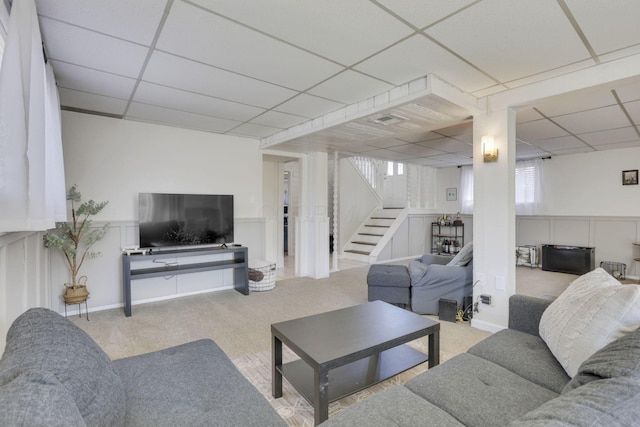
[322,294,640,426]
[0,308,286,426]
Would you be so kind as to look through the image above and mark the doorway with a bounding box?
[383,161,407,208]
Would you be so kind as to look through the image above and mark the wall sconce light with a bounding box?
[482,136,498,162]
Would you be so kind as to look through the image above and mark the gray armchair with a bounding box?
[408,243,473,315]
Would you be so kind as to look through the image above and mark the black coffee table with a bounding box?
[271,301,440,425]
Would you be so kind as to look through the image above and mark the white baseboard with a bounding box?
[470,318,506,334]
[58,286,235,316]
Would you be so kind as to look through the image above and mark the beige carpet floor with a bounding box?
[70,264,577,426]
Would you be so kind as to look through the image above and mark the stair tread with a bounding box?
[371,216,395,220]
[352,241,376,245]
[358,232,384,237]
[365,224,390,228]
[345,249,370,255]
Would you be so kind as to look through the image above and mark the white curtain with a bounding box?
[515,158,545,215]
[0,0,66,232]
[459,165,474,214]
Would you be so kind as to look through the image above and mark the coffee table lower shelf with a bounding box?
[278,344,427,405]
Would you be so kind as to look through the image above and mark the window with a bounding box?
[386,161,405,176]
[515,158,544,215]
[457,159,544,215]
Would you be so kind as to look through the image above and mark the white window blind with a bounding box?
[458,159,544,215]
[515,158,544,215]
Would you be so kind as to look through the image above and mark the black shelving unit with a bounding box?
[122,246,248,316]
[431,222,464,255]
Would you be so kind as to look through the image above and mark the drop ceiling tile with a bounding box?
[365,149,414,161]
[355,35,495,92]
[275,94,344,118]
[388,144,445,157]
[530,136,587,151]
[133,82,264,122]
[565,0,640,55]
[418,137,472,153]
[126,102,241,133]
[142,52,297,109]
[578,127,640,145]
[504,59,595,89]
[191,0,413,65]
[341,143,378,153]
[58,88,128,116]
[398,131,443,143]
[364,139,406,149]
[515,142,551,158]
[428,153,473,164]
[308,71,394,105]
[534,90,616,117]
[516,119,569,141]
[412,157,448,166]
[549,146,595,156]
[593,140,640,151]
[230,123,281,138]
[425,0,590,83]
[623,100,640,125]
[40,18,148,78]
[36,0,166,45]
[516,108,545,123]
[50,60,136,99]
[375,0,475,29]
[553,105,632,134]
[156,1,343,91]
[435,122,473,137]
[250,111,307,129]
[615,79,640,103]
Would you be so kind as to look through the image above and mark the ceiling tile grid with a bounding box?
[31,0,640,166]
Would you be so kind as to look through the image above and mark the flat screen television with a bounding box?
[138,193,233,249]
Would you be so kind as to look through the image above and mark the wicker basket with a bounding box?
[248,260,276,291]
[64,276,90,303]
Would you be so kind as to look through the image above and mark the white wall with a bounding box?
[49,112,267,312]
[436,166,461,214]
[435,147,640,217]
[541,147,640,216]
[62,112,263,220]
[434,146,640,279]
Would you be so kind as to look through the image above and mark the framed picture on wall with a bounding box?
[446,187,457,201]
[622,169,638,185]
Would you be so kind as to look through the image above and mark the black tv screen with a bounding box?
[138,193,234,248]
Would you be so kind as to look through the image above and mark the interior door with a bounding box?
[383,161,406,208]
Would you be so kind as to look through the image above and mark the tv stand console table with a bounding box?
[122,246,249,317]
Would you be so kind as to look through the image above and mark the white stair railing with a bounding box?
[351,156,385,199]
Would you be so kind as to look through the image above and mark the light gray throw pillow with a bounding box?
[447,241,473,266]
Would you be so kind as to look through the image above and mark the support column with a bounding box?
[471,108,517,332]
[332,151,339,272]
[295,152,330,279]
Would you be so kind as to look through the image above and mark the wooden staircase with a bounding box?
[343,208,404,262]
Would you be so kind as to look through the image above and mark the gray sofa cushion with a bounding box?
[0,369,85,427]
[564,327,640,393]
[0,308,125,426]
[319,385,464,427]
[114,338,286,427]
[405,353,558,427]
[468,329,570,394]
[511,377,640,426]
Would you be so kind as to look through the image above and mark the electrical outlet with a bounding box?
[480,294,492,305]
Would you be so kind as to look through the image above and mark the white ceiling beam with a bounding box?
[488,53,640,111]
[260,74,483,148]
